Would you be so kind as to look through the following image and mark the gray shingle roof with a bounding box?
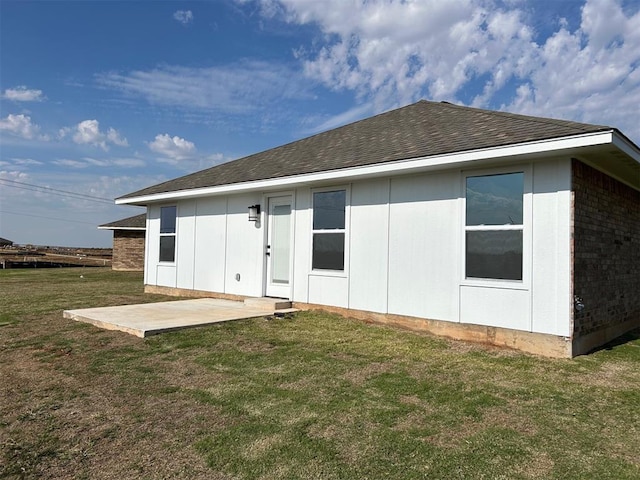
[118,100,611,200]
[99,213,146,229]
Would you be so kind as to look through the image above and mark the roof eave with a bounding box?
[97,226,146,231]
[611,129,640,163]
[116,130,621,205]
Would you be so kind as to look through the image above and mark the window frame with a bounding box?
[310,186,350,276]
[159,205,177,264]
[461,166,531,289]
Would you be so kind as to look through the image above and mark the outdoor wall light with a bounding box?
[574,295,585,313]
[248,204,261,222]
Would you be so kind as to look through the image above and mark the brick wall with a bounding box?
[112,230,145,271]
[572,159,640,346]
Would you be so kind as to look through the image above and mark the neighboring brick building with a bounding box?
[99,213,146,271]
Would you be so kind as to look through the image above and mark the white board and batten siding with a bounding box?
[193,197,227,293]
[387,171,461,321]
[146,192,265,298]
[349,178,390,314]
[144,157,573,337]
[530,158,573,337]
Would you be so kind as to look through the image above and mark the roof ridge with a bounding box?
[436,100,611,133]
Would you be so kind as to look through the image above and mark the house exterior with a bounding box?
[98,213,146,271]
[116,101,640,357]
[0,237,14,247]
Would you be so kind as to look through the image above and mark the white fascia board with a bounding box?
[97,226,146,231]
[116,131,615,205]
[612,131,640,163]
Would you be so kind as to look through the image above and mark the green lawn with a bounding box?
[1,268,639,479]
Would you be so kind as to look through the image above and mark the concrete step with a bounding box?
[244,297,292,311]
[273,308,298,317]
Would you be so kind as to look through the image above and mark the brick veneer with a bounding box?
[112,230,145,271]
[572,159,640,352]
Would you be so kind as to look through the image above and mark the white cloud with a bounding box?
[204,153,225,164]
[108,157,146,168]
[251,0,640,143]
[53,159,88,169]
[73,120,104,146]
[53,157,145,169]
[0,158,44,168]
[146,134,226,171]
[148,133,197,161]
[0,114,49,141]
[259,0,539,109]
[96,61,313,112]
[0,170,29,181]
[302,103,374,134]
[60,119,129,150]
[106,128,129,147]
[173,10,194,25]
[503,0,640,143]
[2,86,44,102]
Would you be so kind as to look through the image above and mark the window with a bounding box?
[465,172,523,280]
[312,190,346,270]
[159,206,177,262]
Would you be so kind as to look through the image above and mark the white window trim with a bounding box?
[159,204,177,264]
[460,165,532,290]
[309,185,350,278]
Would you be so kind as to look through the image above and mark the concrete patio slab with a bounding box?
[63,298,293,337]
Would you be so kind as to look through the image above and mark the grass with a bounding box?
[1,268,639,479]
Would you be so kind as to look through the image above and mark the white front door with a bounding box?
[265,195,293,298]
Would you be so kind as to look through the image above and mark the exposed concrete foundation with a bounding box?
[293,303,573,358]
[145,284,249,302]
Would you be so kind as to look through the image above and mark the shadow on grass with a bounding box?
[587,327,640,354]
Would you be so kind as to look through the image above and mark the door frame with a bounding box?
[263,192,295,299]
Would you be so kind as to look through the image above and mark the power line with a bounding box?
[0,178,114,202]
[2,182,115,205]
[0,210,100,226]
[0,178,113,201]
[1,182,114,205]
[0,178,115,205]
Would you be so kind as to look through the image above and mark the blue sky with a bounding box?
[1,0,639,247]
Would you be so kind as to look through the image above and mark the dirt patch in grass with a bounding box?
[420,405,540,448]
[579,361,640,389]
[159,358,228,391]
[342,361,393,386]
[233,338,279,353]
[512,451,556,479]
[242,433,286,460]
